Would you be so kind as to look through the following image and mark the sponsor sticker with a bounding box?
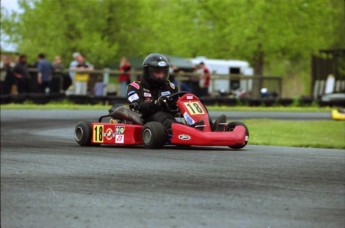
[187,95,193,100]
[128,93,139,102]
[183,112,195,125]
[115,134,124,143]
[178,134,191,140]
[158,61,167,67]
[115,126,125,134]
[161,91,171,96]
[144,92,152,97]
[127,90,135,96]
[129,82,140,90]
[115,126,125,143]
[105,128,114,140]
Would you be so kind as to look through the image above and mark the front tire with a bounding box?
[75,121,99,146]
[142,122,167,149]
[227,121,249,149]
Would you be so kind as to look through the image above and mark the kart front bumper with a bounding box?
[170,123,247,147]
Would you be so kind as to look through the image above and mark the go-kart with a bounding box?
[75,91,249,149]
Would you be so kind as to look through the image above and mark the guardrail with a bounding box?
[18,68,282,97]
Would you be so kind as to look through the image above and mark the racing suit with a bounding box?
[126,78,178,130]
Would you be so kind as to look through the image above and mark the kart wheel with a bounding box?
[142,122,167,149]
[75,121,99,146]
[227,121,249,149]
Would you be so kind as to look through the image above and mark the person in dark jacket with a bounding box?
[122,53,227,132]
[13,54,30,94]
[125,53,178,130]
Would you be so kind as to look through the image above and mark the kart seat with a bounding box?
[109,106,144,125]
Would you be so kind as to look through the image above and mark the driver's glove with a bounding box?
[153,99,162,107]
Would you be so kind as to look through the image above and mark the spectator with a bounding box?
[175,68,192,93]
[37,53,53,94]
[52,55,64,72]
[93,75,107,96]
[52,55,67,93]
[13,54,30,94]
[1,55,15,95]
[168,65,178,85]
[69,52,80,80]
[199,62,211,97]
[190,64,202,97]
[118,57,131,97]
[71,54,94,95]
[66,52,80,93]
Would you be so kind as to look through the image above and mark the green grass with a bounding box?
[207,106,332,112]
[243,119,345,149]
[1,102,343,149]
[1,101,332,112]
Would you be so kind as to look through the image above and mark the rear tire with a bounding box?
[227,121,249,149]
[142,122,167,149]
[75,121,99,146]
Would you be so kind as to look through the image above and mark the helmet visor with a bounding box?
[149,67,168,81]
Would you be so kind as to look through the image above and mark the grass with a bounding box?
[1,101,333,112]
[243,119,345,149]
[1,102,343,149]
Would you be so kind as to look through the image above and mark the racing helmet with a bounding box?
[142,53,170,87]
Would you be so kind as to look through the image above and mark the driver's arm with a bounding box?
[127,83,159,115]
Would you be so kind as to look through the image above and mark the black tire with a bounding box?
[75,121,99,146]
[142,122,167,149]
[227,121,249,149]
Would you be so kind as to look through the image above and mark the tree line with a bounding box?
[1,0,343,77]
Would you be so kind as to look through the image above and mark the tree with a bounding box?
[1,0,342,97]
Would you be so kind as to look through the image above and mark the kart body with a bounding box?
[75,92,249,149]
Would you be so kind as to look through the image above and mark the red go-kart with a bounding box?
[75,91,249,149]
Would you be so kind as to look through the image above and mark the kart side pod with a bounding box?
[170,123,248,148]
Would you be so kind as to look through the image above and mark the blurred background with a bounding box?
[1,0,344,104]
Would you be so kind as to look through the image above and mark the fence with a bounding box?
[1,68,297,106]
[1,68,281,97]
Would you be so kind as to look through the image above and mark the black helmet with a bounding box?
[142,53,170,87]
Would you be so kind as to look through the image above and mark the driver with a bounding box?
[125,53,227,133]
[126,53,178,131]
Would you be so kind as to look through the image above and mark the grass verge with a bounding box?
[243,119,345,149]
[1,102,332,112]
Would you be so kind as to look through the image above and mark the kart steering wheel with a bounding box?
[157,91,189,111]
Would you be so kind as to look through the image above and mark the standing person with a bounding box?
[93,75,107,96]
[13,54,30,94]
[37,53,53,94]
[67,52,80,93]
[52,55,64,72]
[118,57,131,97]
[1,55,15,95]
[52,55,66,93]
[68,52,80,81]
[199,62,211,97]
[71,54,94,95]
[190,64,202,97]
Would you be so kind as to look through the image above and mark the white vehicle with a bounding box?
[191,56,253,94]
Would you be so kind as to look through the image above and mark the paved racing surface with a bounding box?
[1,110,344,227]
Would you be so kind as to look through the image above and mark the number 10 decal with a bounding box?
[183,102,204,115]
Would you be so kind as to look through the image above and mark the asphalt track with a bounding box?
[1,110,344,228]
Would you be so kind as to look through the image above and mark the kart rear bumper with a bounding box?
[170,123,247,147]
